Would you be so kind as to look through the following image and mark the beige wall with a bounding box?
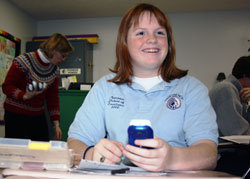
[37,10,250,89]
[0,0,37,53]
[0,0,37,136]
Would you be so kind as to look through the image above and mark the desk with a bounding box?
[216,141,250,177]
[1,168,240,179]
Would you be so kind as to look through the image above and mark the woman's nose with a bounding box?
[147,34,157,43]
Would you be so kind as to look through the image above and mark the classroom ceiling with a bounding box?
[9,0,250,21]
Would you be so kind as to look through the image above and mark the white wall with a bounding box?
[37,10,250,90]
[171,11,250,89]
[0,0,36,53]
[37,17,121,85]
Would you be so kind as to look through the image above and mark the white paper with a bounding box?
[75,159,145,172]
[61,78,70,89]
[80,84,91,90]
[71,159,171,176]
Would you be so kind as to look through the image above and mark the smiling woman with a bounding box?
[67,3,218,172]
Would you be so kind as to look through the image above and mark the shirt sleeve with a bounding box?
[45,76,60,122]
[183,77,218,145]
[2,61,26,100]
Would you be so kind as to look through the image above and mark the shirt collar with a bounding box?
[37,49,50,64]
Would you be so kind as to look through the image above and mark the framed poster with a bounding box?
[0,30,21,123]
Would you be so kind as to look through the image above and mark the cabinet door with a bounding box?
[59,90,88,141]
[84,41,93,83]
[26,41,42,52]
[64,40,93,83]
[60,40,87,83]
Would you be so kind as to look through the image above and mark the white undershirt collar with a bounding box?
[38,49,50,64]
[132,76,163,91]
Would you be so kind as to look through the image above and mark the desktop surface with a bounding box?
[1,168,240,179]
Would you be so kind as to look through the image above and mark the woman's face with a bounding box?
[127,12,168,77]
[49,50,68,65]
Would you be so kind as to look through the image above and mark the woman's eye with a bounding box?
[136,31,144,36]
[157,31,166,36]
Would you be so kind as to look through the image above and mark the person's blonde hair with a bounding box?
[40,33,74,58]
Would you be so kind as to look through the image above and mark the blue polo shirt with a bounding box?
[68,73,218,147]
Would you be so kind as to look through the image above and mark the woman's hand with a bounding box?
[123,137,173,171]
[92,138,124,164]
[53,125,62,140]
[23,86,46,100]
[53,121,62,140]
[123,137,217,171]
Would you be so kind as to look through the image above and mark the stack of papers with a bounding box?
[0,138,73,171]
[72,159,167,176]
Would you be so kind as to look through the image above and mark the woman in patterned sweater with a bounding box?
[2,33,74,141]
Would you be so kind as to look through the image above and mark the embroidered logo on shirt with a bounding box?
[108,96,124,109]
[165,94,183,110]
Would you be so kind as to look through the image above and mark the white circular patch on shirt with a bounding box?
[166,94,182,110]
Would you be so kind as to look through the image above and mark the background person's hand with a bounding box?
[92,138,124,164]
[23,89,44,100]
[53,125,62,140]
[240,88,250,103]
[23,85,47,100]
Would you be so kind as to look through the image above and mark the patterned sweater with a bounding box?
[2,51,60,122]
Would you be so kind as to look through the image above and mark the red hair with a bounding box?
[109,3,187,85]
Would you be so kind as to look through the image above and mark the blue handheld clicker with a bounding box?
[128,119,153,148]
